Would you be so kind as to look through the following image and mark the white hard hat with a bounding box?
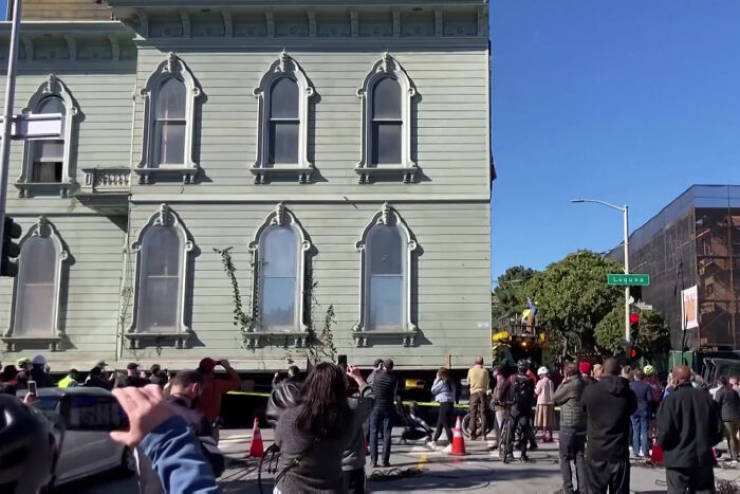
[537,366,548,376]
[31,355,46,366]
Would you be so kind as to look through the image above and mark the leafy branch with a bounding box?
[214,247,254,346]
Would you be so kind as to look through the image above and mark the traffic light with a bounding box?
[629,312,640,329]
[1,217,22,277]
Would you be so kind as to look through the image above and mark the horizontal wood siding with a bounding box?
[131,47,490,199]
[120,201,491,370]
[0,215,126,365]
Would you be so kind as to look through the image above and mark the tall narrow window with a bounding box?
[5,217,69,350]
[357,53,419,183]
[259,226,298,330]
[253,52,315,184]
[249,203,312,343]
[30,96,65,183]
[269,78,299,165]
[353,203,419,347]
[137,53,202,184]
[154,78,186,166]
[18,74,79,197]
[129,204,194,347]
[371,77,402,166]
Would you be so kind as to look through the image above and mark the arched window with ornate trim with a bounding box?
[356,52,418,184]
[136,53,202,184]
[17,74,79,197]
[353,203,419,347]
[3,217,69,352]
[246,203,312,347]
[252,52,315,184]
[128,204,194,349]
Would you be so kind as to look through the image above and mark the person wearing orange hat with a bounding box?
[195,358,241,431]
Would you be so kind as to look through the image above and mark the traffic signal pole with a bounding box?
[622,205,630,344]
[0,0,22,263]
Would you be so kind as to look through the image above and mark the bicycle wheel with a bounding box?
[498,417,512,460]
[461,413,473,439]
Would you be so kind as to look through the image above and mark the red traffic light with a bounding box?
[629,313,640,325]
[630,349,637,358]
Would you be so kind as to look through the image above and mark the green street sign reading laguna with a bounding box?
[607,274,650,286]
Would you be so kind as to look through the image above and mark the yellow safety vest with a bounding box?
[57,375,77,388]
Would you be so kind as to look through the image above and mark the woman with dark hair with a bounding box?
[274,361,370,493]
[428,367,456,449]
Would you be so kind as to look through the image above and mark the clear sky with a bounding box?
[491,1,740,283]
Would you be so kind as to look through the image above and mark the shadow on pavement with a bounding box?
[368,467,555,491]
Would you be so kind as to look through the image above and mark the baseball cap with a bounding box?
[16,357,30,368]
[126,362,139,370]
[578,361,592,375]
[95,360,108,368]
[31,355,47,366]
[199,358,216,372]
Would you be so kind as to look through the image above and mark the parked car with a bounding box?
[31,387,135,488]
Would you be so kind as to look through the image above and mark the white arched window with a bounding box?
[353,203,419,347]
[137,53,202,184]
[247,203,312,347]
[18,74,79,197]
[128,204,194,349]
[356,53,418,184]
[252,52,315,184]
[3,217,69,352]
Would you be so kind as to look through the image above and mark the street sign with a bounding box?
[607,273,650,286]
[0,113,63,140]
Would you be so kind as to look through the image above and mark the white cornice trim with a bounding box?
[129,193,491,203]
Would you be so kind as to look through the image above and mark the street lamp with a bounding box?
[571,198,631,343]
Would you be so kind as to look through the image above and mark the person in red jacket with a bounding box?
[195,358,241,426]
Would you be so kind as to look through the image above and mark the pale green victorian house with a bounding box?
[0,0,493,373]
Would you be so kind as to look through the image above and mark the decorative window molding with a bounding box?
[16,74,79,197]
[3,216,69,352]
[136,53,202,184]
[245,203,312,348]
[251,51,315,184]
[127,203,195,349]
[356,52,419,184]
[353,202,419,347]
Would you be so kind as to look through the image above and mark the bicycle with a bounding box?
[461,407,495,439]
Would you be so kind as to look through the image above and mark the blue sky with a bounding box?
[491,1,740,283]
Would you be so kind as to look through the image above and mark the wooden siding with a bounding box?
[0,215,126,365]
[120,201,491,370]
[131,47,490,200]
[20,0,112,21]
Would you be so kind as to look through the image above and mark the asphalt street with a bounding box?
[67,428,740,494]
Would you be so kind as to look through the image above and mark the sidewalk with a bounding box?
[216,428,740,493]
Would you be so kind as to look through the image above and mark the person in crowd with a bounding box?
[579,361,595,385]
[553,363,588,494]
[84,366,112,390]
[109,385,220,494]
[505,360,536,463]
[149,364,168,387]
[429,367,456,448]
[367,359,384,386]
[57,369,80,388]
[273,365,301,389]
[196,358,241,427]
[620,365,632,382]
[643,365,662,404]
[582,357,637,494]
[122,362,150,388]
[593,363,604,381]
[370,358,400,467]
[629,368,653,458]
[275,362,370,493]
[715,375,740,463]
[467,356,490,441]
[658,365,723,493]
[535,366,555,442]
[730,376,740,395]
[492,366,512,449]
[342,366,375,494]
[0,365,18,395]
[29,355,54,388]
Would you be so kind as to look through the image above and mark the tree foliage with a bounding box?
[491,265,538,324]
[525,250,624,359]
[595,305,671,363]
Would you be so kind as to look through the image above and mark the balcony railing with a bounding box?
[79,167,131,195]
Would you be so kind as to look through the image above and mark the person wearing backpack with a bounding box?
[428,367,456,449]
[506,360,536,463]
[554,363,588,494]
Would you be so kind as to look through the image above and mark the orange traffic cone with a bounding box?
[248,417,264,458]
[451,416,466,455]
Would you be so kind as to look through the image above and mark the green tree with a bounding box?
[595,305,670,363]
[491,266,538,325]
[525,250,624,359]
